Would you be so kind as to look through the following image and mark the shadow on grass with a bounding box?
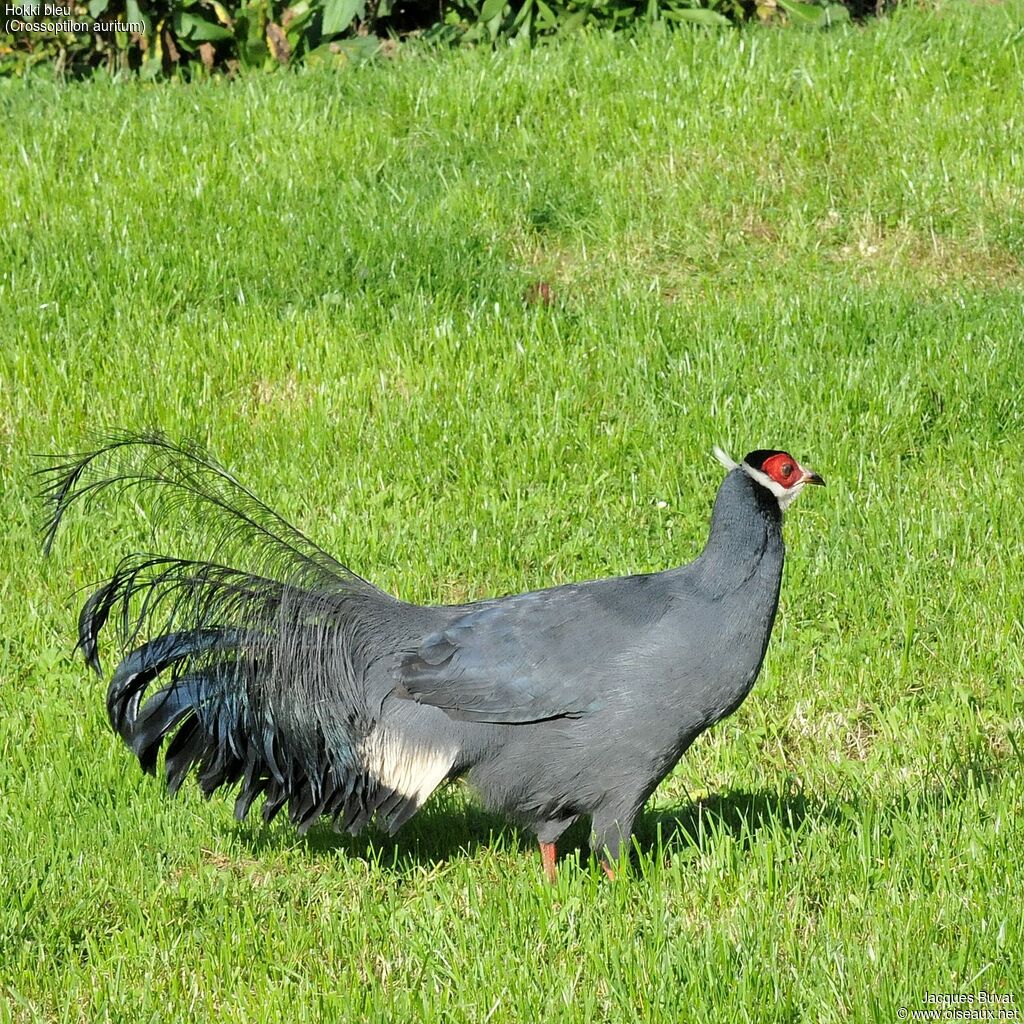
[561,788,850,870]
[229,786,846,876]
[229,754,1001,877]
[231,787,534,868]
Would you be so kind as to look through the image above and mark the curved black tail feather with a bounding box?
[39,433,427,837]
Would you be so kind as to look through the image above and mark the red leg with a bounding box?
[540,841,557,883]
[600,858,617,881]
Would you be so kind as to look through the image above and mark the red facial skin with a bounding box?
[761,452,800,488]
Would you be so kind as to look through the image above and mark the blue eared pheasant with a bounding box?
[41,435,823,880]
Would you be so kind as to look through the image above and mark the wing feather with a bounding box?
[395,577,672,723]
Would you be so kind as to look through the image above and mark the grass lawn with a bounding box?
[1,3,1023,1019]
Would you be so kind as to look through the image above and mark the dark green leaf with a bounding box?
[511,0,532,28]
[322,0,364,35]
[125,0,151,32]
[534,0,556,29]
[664,7,730,25]
[556,8,588,33]
[819,2,850,25]
[777,0,823,23]
[325,34,379,61]
[284,6,314,42]
[175,10,234,38]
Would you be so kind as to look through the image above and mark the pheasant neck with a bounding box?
[694,469,785,596]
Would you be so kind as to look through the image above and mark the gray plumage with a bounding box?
[40,433,821,873]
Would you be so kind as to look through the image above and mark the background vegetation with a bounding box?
[2,3,1023,1019]
[2,0,859,78]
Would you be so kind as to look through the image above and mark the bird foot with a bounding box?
[540,841,557,884]
[540,842,618,882]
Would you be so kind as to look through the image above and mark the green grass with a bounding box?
[2,4,1023,1020]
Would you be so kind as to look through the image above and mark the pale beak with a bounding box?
[802,468,825,487]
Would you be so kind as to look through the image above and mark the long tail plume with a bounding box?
[38,432,413,834]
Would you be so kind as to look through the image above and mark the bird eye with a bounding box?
[781,463,793,478]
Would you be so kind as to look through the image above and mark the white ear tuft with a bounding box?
[713,446,738,471]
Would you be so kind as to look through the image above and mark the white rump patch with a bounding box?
[713,446,739,471]
[359,729,457,808]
